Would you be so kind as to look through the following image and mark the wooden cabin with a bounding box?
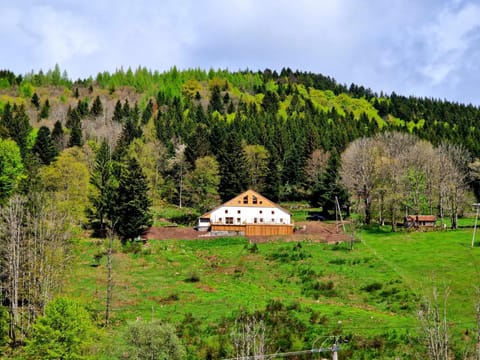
[404,215,437,228]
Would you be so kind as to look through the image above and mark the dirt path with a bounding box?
[144,221,350,243]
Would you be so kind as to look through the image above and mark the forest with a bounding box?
[0,65,479,358]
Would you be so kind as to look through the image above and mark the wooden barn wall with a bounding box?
[210,224,294,236]
[245,224,293,236]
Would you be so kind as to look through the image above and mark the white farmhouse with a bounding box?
[196,189,294,236]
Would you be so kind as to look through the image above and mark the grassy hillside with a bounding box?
[63,227,480,358]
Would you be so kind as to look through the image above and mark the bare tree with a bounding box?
[0,196,24,345]
[436,143,471,229]
[304,148,330,185]
[417,287,450,360]
[340,137,380,224]
[0,193,71,345]
[231,314,267,360]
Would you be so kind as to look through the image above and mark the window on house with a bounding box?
[259,210,263,214]
[280,218,284,223]
[254,217,258,223]
[271,210,275,215]
[219,217,222,222]
[252,195,257,204]
[260,201,263,204]
[237,218,241,223]
[243,196,248,204]
[271,218,275,223]
[226,217,234,224]
[225,210,228,214]
[237,210,241,214]
[260,218,264,223]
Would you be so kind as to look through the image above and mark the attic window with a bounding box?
[260,201,263,204]
[252,196,258,204]
[243,196,248,204]
[271,211,275,215]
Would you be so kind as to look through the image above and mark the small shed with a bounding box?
[404,215,436,228]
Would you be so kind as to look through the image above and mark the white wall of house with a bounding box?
[209,206,291,225]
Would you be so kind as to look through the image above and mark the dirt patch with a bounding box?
[144,221,351,243]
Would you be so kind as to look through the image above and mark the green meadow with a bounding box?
[64,226,480,358]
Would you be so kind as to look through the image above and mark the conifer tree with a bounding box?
[141,99,153,125]
[90,95,103,117]
[32,126,58,165]
[31,92,40,110]
[208,85,223,113]
[89,139,116,237]
[68,122,83,148]
[113,100,123,122]
[39,98,50,119]
[217,131,248,201]
[51,120,65,151]
[114,158,152,241]
[11,104,32,159]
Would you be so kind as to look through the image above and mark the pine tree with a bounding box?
[89,140,116,237]
[51,120,65,150]
[90,95,103,117]
[31,93,40,110]
[112,100,123,122]
[217,131,248,201]
[39,98,50,119]
[32,126,58,165]
[11,104,32,159]
[141,99,153,125]
[208,85,223,113]
[68,122,83,148]
[114,158,152,241]
[310,150,349,217]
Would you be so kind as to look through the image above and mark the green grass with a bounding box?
[63,226,480,358]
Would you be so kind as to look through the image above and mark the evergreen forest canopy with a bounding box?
[0,65,479,226]
[1,65,480,357]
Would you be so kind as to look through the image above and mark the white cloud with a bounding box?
[2,0,480,104]
[419,1,480,85]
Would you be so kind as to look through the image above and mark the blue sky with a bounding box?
[2,0,480,105]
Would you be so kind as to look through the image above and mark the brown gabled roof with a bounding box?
[405,215,436,222]
[200,189,291,219]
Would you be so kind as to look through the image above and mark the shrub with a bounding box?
[124,320,185,360]
[185,271,200,283]
[25,297,96,359]
[361,282,383,292]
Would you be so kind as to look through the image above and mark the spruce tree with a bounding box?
[68,122,83,148]
[114,158,152,242]
[217,131,248,201]
[39,98,50,119]
[89,139,116,237]
[32,126,58,165]
[112,100,123,122]
[11,104,32,159]
[90,95,103,117]
[31,92,40,110]
[310,150,349,218]
[52,120,65,150]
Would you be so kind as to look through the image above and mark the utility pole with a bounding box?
[332,336,339,360]
[472,203,480,248]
